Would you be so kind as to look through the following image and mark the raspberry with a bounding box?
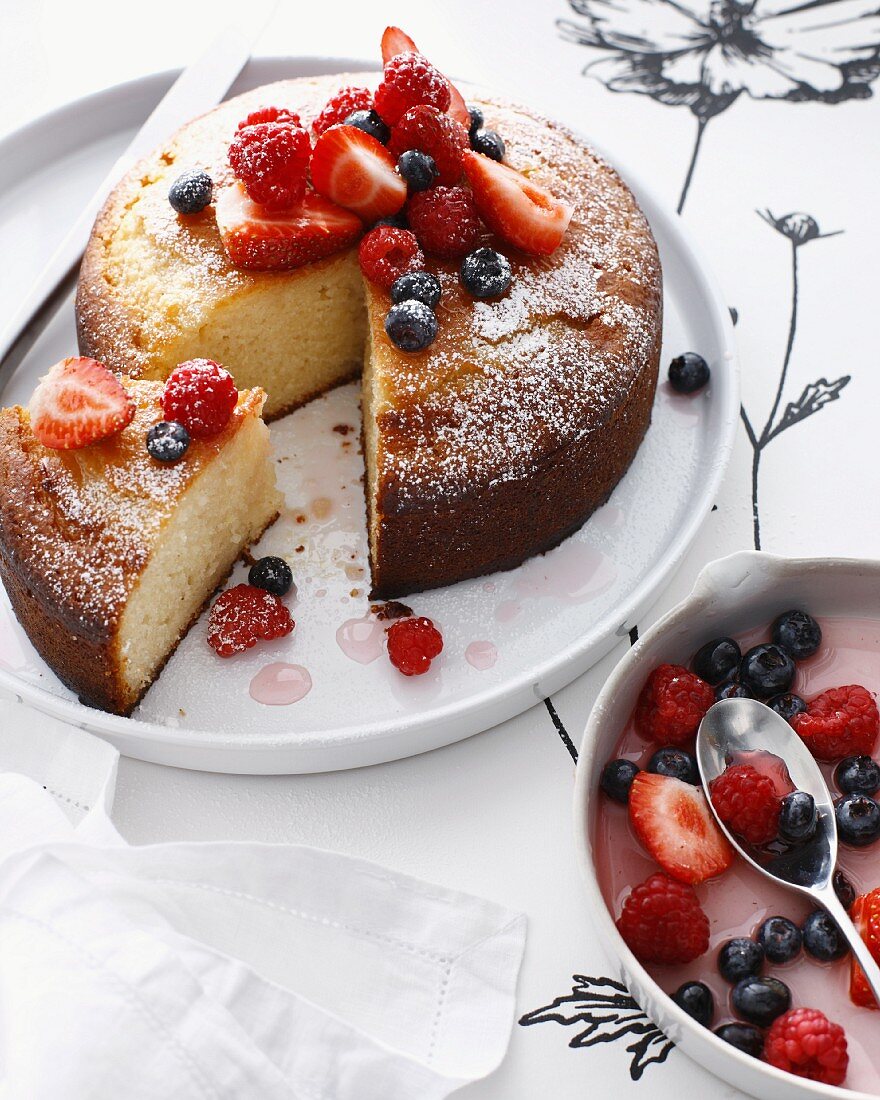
[389,105,469,186]
[228,117,310,211]
[374,51,451,126]
[358,226,424,289]
[236,106,302,130]
[386,616,443,675]
[792,685,879,761]
[207,584,294,657]
[407,186,483,258]
[763,1008,848,1086]
[162,359,238,438]
[312,85,374,136]
[709,764,781,846]
[616,872,709,965]
[634,664,714,746]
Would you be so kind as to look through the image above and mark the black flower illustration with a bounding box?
[520,975,674,1080]
[558,0,880,211]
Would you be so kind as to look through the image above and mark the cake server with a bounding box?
[0,0,277,377]
[698,697,880,1003]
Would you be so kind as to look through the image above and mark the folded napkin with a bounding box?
[0,709,526,1099]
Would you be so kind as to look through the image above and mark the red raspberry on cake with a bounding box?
[379,26,471,128]
[162,359,238,439]
[634,664,714,746]
[386,616,443,675]
[850,888,880,1008]
[228,115,311,211]
[389,105,469,186]
[709,763,782,846]
[358,226,424,290]
[312,85,373,136]
[207,584,294,657]
[237,106,302,130]
[616,872,710,965]
[374,51,451,126]
[28,356,135,450]
[408,186,483,259]
[764,1009,849,1086]
[792,685,879,761]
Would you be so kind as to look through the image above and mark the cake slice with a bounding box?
[0,375,280,715]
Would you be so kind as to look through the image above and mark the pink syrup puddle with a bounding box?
[495,599,521,623]
[465,640,498,670]
[658,380,702,429]
[514,540,617,603]
[591,503,625,532]
[336,615,386,664]
[249,663,312,705]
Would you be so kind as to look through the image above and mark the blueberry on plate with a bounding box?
[470,129,505,161]
[715,680,753,702]
[835,793,880,846]
[168,169,213,215]
[668,352,709,394]
[384,300,438,352]
[802,909,849,961]
[672,981,713,1028]
[715,1023,764,1058]
[146,420,190,463]
[834,869,857,911]
[771,609,822,660]
[467,104,484,136]
[756,916,802,963]
[397,149,438,192]
[692,637,741,684]
[600,759,639,803]
[767,692,807,723]
[390,271,442,309]
[248,555,294,597]
[460,247,512,299]
[732,976,791,1028]
[835,755,880,796]
[344,109,390,144]
[778,791,817,843]
[647,747,700,785]
[718,938,764,983]
[739,643,795,698]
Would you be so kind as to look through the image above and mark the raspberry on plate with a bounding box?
[312,85,374,136]
[28,357,135,450]
[374,51,451,126]
[228,115,311,211]
[709,763,782,846]
[763,1008,849,1086]
[390,105,469,186]
[358,226,424,290]
[616,871,710,965]
[207,584,294,657]
[162,359,238,439]
[850,888,880,1008]
[408,185,483,258]
[386,616,443,675]
[634,664,714,745]
[792,684,880,761]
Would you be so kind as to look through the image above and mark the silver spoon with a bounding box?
[697,697,880,1003]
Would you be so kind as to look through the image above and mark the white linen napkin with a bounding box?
[0,710,526,1099]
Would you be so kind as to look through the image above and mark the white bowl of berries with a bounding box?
[574,551,880,1099]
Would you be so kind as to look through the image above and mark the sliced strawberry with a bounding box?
[309,125,406,222]
[850,890,880,1009]
[629,772,734,885]
[215,181,362,271]
[445,81,471,129]
[463,150,574,256]
[28,357,135,450]
[380,25,471,128]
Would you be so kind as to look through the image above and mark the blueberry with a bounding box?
[146,420,190,463]
[384,300,438,352]
[248,555,293,597]
[715,1023,764,1058]
[459,247,512,299]
[600,758,639,803]
[397,149,438,192]
[802,909,849,961]
[668,352,710,394]
[767,692,807,723]
[715,680,753,701]
[373,211,409,230]
[739,643,795,698]
[835,755,880,796]
[692,637,741,684]
[344,109,390,144]
[718,938,764,983]
[835,793,880,846]
[834,869,857,911]
[168,169,213,214]
[390,271,441,310]
[467,105,484,136]
[731,976,791,1028]
[672,981,713,1028]
[778,791,817,843]
[647,747,700,785]
[771,610,822,660]
[470,129,505,161]
[756,916,802,963]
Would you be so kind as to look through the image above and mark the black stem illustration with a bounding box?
[677,116,708,216]
[759,241,799,447]
[545,698,578,762]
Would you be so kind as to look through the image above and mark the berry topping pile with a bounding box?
[28,357,135,451]
[207,584,294,657]
[161,359,238,438]
[385,616,443,676]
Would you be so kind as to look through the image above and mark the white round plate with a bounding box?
[0,59,738,774]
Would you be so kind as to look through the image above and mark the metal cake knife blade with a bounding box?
[0,1,277,378]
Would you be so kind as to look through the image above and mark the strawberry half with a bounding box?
[28,357,135,450]
[850,889,880,1009]
[310,125,406,222]
[463,150,575,256]
[629,772,734,885]
[215,181,362,271]
[380,25,471,128]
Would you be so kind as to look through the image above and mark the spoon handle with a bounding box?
[818,886,880,1006]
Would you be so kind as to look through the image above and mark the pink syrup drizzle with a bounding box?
[249,663,312,705]
[514,540,616,603]
[336,615,386,664]
[465,640,498,670]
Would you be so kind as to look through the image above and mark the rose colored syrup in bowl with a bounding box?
[594,616,880,1094]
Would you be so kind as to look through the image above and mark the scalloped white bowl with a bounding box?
[574,551,880,1100]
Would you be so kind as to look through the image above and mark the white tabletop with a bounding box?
[3,0,880,1095]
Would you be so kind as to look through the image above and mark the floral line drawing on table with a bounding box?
[521,975,675,1080]
[557,0,880,213]
[740,211,848,549]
